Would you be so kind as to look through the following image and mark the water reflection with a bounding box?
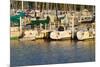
[10,39,95,66]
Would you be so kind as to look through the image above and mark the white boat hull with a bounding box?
[35,32,44,39]
[20,30,37,40]
[77,31,94,40]
[50,30,71,40]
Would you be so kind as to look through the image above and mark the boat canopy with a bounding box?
[30,19,49,26]
[10,11,26,26]
[10,11,50,26]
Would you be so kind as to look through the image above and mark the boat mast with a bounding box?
[35,2,37,10]
[22,0,23,11]
[56,3,58,29]
[71,4,76,39]
[72,14,75,39]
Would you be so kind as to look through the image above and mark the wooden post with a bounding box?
[49,22,51,31]
[44,23,47,37]
[54,22,56,30]
[40,23,42,30]
[45,23,46,30]
[39,23,41,30]
[20,17,22,35]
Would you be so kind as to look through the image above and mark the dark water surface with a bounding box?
[10,39,95,66]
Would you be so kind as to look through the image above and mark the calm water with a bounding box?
[10,39,95,66]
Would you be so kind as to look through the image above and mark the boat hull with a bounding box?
[50,30,72,40]
[20,30,37,41]
[10,27,21,38]
[77,30,94,40]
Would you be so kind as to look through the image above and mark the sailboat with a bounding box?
[77,8,95,40]
[77,30,95,40]
[50,25,72,40]
[20,30,37,41]
[76,23,95,40]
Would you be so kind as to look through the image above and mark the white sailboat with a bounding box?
[20,30,37,41]
[50,24,72,40]
[77,30,90,40]
[76,29,95,40]
[50,30,72,40]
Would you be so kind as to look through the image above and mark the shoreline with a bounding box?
[10,37,19,40]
